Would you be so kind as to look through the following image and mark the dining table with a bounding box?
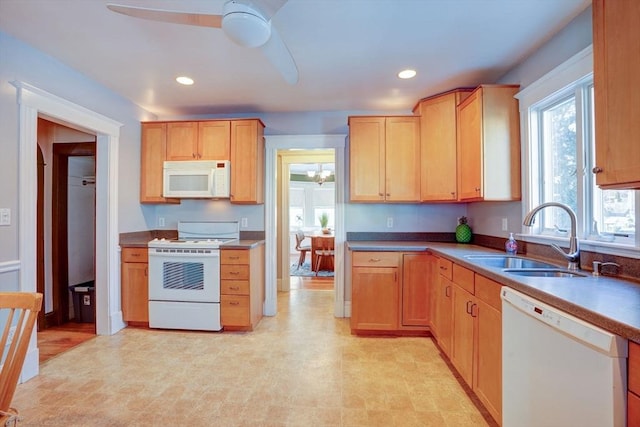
[308,232,335,273]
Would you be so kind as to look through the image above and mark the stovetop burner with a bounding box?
[148,221,239,250]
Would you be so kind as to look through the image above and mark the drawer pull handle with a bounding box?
[230,286,240,291]
[230,301,240,306]
[439,266,448,271]
[368,258,381,262]
[230,271,240,275]
[229,256,240,260]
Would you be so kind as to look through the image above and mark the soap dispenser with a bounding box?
[505,233,518,255]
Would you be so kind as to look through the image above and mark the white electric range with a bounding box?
[147,221,239,331]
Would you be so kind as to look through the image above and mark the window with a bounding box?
[519,46,638,250]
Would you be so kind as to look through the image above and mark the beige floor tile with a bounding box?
[13,289,494,426]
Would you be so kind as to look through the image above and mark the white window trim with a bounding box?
[515,45,640,259]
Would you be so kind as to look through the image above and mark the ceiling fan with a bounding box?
[106,0,298,84]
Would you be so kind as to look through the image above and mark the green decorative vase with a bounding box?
[456,217,472,243]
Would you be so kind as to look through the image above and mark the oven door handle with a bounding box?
[148,249,220,259]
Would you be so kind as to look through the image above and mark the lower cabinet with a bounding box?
[120,247,149,323]
[629,341,640,427]
[351,252,400,331]
[220,245,264,331]
[351,251,432,334]
[434,259,502,425]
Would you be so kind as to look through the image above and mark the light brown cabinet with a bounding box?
[166,121,231,161]
[438,260,501,425]
[414,89,473,201]
[593,0,640,189]
[348,116,420,202]
[120,247,149,323]
[629,341,640,427]
[351,251,400,331]
[140,122,179,204]
[402,253,431,327]
[230,119,265,204]
[433,257,454,357]
[220,245,264,331]
[456,85,521,201]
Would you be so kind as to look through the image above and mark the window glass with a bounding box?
[540,96,577,233]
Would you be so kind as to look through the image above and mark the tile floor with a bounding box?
[13,289,493,426]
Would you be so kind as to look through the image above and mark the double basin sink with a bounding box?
[465,255,588,278]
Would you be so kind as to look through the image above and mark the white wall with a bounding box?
[0,31,153,291]
[467,6,593,239]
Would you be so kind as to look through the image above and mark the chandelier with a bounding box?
[307,164,333,185]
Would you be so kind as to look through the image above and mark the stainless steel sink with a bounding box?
[465,255,557,269]
[503,268,588,278]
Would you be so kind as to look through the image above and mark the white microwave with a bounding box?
[163,160,230,198]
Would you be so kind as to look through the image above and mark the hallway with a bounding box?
[15,289,492,426]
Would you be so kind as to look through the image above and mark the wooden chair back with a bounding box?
[1,292,43,421]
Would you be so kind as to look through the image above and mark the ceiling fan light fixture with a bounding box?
[398,69,417,79]
[222,3,271,48]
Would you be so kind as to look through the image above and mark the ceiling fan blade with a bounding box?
[106,4,222,28]
[260,25,298,85]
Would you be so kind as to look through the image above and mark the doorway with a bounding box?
[282,152,335,291]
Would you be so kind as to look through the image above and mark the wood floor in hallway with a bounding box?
[16,288,494,426]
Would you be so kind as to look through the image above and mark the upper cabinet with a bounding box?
[593,0,640,189]
[166,121,231,161]
[348,116,421,202]
[456,85,521,202]
[140,122,179,204]
[414,89,473,202]
[230,119,265,204]
[140,118,264,204]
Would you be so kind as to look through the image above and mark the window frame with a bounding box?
[516,45,639,257]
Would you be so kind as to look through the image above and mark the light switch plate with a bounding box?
[0,208,10,226]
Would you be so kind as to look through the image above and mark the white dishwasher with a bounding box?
[501,287,627,427]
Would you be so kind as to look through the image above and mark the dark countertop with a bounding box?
[348,241,640,344]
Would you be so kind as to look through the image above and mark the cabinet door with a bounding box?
[121,262,148,322]
[457,90,483,201]
[140,122,178,204]
[402,254,430,326]
[198,121,231,160]
[436,276,453,357]
[351,266,399,331]
[473,297,502,425]
[593,0,640,189]
[451,284,475,385]
[385,116,420,202]
[349,117,385,202]
[418,93,461,201]
[166,122,198,160]
[230,120,264,204]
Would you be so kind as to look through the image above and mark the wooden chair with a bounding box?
[314,237,335,276]
[1,292,43,426]
[294,230,311,268]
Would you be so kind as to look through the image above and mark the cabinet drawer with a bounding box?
[220,280,250,295]
[629,390,640,427]
[221,264,250,280]
[453,264,474,294]
[352,251,400,267]
[474,275,502,311]
[630,341,640,395]
[221,249,249,264]
[221,295,250,326]
[121,247,148,263]
[438,258,453,280]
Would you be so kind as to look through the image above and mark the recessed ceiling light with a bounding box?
[176,76,194,85]
[398,69,417,79]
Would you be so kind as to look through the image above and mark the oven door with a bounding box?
[148,248,220,303]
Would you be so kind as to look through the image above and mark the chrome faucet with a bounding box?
[523,202,580,270]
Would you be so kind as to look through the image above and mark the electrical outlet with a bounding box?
[0,208,10,226]
[387,217,393,228]
[502,218,508,231]
[241,217,248,228]
[158,217,165,227]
